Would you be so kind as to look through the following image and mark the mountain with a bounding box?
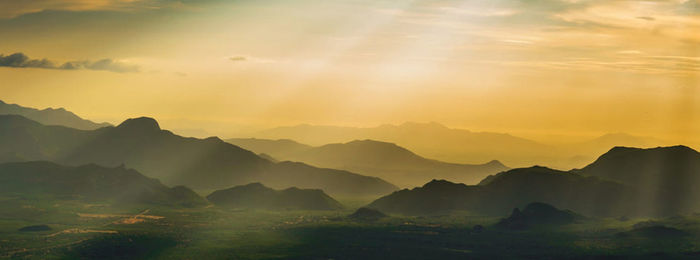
[580,133,665,150]
[228,138,509,188]
[496,202,579,230]
[555,133,670,166]
[368,167,631,216]
[368,145,700,217]
[206,182,343,210]
[248,122,551,168]
[348,207,388,221]
[0,161,206,206]
[576,145,700,214]
[248,123,685,169]
[0,115,398,196]
[227,138,312,159]
[0,99,110,130]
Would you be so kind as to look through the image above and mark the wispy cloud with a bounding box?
[228,55,276,64]
[229,56,248,62]
[489,54,700,75]
[0,0,197,19]
[0,52,139,73]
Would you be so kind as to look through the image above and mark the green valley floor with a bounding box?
[3,196,700,259]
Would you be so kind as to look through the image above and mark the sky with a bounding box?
[0,0,698,141]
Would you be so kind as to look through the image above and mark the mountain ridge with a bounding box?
[0,115,398,196]
[227,138,509,187]
[0,160,207,206]
[206,182,343,210]
[0,99,110,130]
[368,145,700,217]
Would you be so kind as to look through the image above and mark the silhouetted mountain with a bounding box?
[206,183,343,210]
[0,115,397,196]
[555,133,670,167]
[257,153,279,162]
[0,99,110,130]
[0,161,207,206]
[348,207,387,221]
[368,167,632,216]
[227,138,313,158]
[369,145,700,217]
[496,202,579,230]
[573,133,666,154]
[249,122,551,168]
[249,123,685,169]
[227,138,508,188]
[576,145,700,214]
[263,161,397,196]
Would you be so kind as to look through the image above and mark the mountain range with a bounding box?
[0,161,206,206]
[227,138,509,188]
[0,115,397,197]
[247,122,673,169]
[206,182,343,210]
[367,145,700,217]
[0,99,110,130]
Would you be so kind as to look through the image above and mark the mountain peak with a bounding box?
[605,146,641,154]
[117,117,161,132]
[421,179,467,190]
[485,160,507,168]
[603,145,698,158]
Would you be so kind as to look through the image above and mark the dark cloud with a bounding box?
[0,53,55,68]
[0,52,139,73]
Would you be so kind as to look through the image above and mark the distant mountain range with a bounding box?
[207,182,343,210]
[247,122,673,169]
[0,115,397,197]
[0,161,206,206]
[227,138,509,188]
[0,100,110,130]
[1,100,675,170]
[368,146,700,217]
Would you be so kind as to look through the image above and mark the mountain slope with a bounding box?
[576,145,700,214]
[226,138,313,159]
[369,145,700,217]
[0,161,206,206]
[0,115,397,196]
[250,122,550,168]
[227,138,509,188]
[0,100,110,130]
[496,202,580,230]
[206,182,343,210]
[368,167,630,216]
[250,123,683,169]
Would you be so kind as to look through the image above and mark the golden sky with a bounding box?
[0,0,698,141]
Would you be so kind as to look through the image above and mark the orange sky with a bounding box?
[0,0,698,141]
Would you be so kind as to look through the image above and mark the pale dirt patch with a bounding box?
[77,209,164,225]
[46,228,117,237]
